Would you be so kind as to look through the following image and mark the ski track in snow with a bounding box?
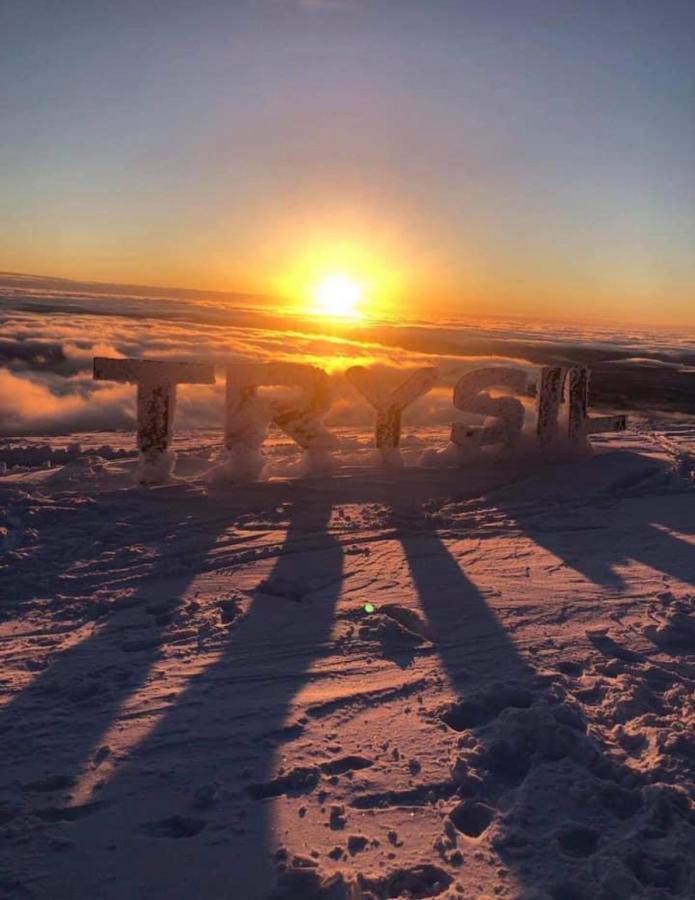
[0,424,693,900]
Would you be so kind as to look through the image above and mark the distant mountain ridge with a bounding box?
[0,270,273,309]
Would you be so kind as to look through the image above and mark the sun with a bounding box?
[312,275,364,319]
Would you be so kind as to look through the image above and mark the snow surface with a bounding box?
[0,423,693,899]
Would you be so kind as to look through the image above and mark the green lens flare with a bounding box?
[364,602,376,614]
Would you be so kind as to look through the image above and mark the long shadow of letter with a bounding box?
[31,494,346,899]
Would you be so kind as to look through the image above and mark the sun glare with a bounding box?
[313,275,364,319]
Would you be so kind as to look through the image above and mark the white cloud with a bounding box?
[1,282,691,435]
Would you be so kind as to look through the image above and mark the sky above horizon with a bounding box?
[1,0,694,326]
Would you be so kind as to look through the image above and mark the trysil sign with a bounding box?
[93,357,627,483]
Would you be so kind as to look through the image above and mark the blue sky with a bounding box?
[1,0,694,324]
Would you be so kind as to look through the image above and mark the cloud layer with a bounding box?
[1,277,694,437]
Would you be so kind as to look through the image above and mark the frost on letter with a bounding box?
[536,366,627,452]
[346,366,438,466]
[450,367,529,457]
[535,366,566,447]
[218,362,336,482]
[93,357,215,483]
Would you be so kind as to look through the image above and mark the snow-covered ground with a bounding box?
[1,422,693,899]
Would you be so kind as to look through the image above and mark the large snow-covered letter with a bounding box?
[536,366,627,451]
[220,362,336,481]
[451,366,529,455]
[93,357,215,483]
[536,366,566,447]
[346,366,438,466]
